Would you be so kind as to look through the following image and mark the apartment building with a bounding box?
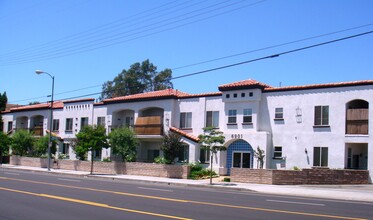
[2,79,372,181]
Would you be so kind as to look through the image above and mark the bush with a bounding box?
[102,157,111,162]
[188,162,217,180]
[58,154,68,160]
[154,156,170,164]
[223,177,230,182]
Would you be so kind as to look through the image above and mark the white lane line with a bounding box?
[266,199,325,206]
[4,172,20,175]
[138,187,173,192]
[58,178,81,182]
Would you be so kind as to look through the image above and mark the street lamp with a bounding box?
[35,70,54,171]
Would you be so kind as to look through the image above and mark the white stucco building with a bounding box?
[2,79,372,181]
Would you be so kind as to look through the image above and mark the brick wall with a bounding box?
[231,168,369,185]
[10,156,190,179]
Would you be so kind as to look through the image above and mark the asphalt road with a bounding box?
[0,169,372,220]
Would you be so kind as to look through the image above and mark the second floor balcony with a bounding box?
[134,116,163,135]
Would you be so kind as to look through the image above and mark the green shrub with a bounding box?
[292,166,300,171]
[102,157,112,162]
[223,177,230,182]
[188,163,217,179]
[154,156,170,164]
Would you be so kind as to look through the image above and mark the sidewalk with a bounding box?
[1,164,373,202]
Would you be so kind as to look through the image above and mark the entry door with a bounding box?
[233,152,251,168]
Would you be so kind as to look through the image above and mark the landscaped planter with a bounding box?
[10,156,190,179]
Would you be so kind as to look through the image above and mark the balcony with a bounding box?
[134,116,163,135]
[346,109,368,135]
[30,126,44,136]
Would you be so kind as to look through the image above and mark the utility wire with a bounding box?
[9,24,372,103]
[0,0,195,58]
[11,29,373,105]
[1,0,262,65]
[171,23,373,70]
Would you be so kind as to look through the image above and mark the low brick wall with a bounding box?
[10,156,190,179]
[10,156,48,168]
[231,168,369,185]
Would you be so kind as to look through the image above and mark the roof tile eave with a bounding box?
[264,80,373,92]
[170,127,200,142]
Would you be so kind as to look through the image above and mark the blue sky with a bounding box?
[0,0,372,105]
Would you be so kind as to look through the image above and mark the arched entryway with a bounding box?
[226,139,254,175]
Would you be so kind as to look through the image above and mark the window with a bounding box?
[62,143,70,157]
[243,109,252,124]
[314,106,329,126]
[177,144,189,163]
[228,109,237,124]
[93,149,101,161]
[52,119,59,132]
[7,121,13,132]
[273,146,282,159]
[180,112,192,129]
[97,117,105,126]
[200,148,210,163]
[81,117,89,128]
[241,93,245,97]
[148,150,160,162]
[206,111,219,128]
[233,93,237,98]
[313,147,328,166]
[249,92,253,97]
[226,94,230,98]
[275,108,283,119]
[65,118,73,131]
[233,152,251,168]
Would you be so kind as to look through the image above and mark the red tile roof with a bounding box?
[170,127,200,142]
[264,80,373,92]
[6,101,64,112]
[218,79,272,91]
[103,89,191,103]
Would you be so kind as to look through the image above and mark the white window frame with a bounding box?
[228,109,237,124]
[65,118,73,131]
[206,111,219,128]
[180,112,192,129]
[97,116,105,126]
[314,106,329,126]
[273,146,283,159]
[275,107,284,119]
[52,119,59,132]
[243,109,252,124]
[313,146,328,167]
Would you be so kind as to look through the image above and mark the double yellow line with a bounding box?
[0,176,367,220]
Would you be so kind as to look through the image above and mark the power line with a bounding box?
[9,24,372,103]
[171,23,373,70]
[1,0,263,65]
[0,0,192,57]
[11,29,372,105]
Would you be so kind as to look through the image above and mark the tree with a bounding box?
[109,127,138,162]
[198,127,225,185]
[33,135,57,157]
[160,133,183,164]
[254,146,265,169]
[28,101,40,105]
[100,59,173,100]
[75,125,109,174]
[0,131,10,164]
[0,92,8,132]
[10,130,34,156]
